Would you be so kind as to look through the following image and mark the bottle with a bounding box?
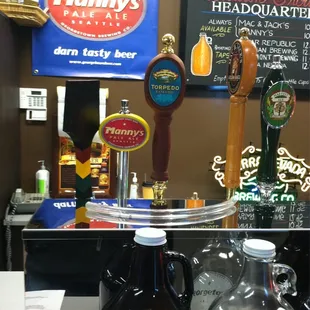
[36,160,50,197]
[102,228,193,310]
[276,232,310,310]
[129,172,139,199]
[142,174,154,199]
[301,296,310,310]
[100,243,176,308]
[100,243,135,310]
[191,32,213,76]
[209,239,297,310]
[190,232,243,309]
[257,55,285,185]
[186,192,204,209]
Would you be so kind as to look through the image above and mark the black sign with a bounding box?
[237,201,310,228]
[182,0,310,89]
[190,201,310,229]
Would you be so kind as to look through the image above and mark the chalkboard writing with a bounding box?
[237,201,310,228]
[183,0,310,89]
[190,201,309,228]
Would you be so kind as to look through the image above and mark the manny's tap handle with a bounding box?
[144,34,186,182]
[63,80,100,228]
[224,28,257,193]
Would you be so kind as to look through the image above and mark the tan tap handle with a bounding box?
[224,28,258,193]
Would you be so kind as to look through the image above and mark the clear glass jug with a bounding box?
[190,232,243,309]
[276,232,310,310]
[209,239,297,310]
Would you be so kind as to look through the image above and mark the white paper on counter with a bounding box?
[0,271,25,310]
[25,290,65,310]
[57,86,108,143]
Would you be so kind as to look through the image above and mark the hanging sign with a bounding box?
[182,0,310,89]
[211,144,310,202]
[32,0,158,79]
[99,113,150,152]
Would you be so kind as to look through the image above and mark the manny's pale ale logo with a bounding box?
[99,114,150,151]
[46,0,146,40]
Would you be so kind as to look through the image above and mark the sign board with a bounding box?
[32,0,158,79]
[182,0,310,89]
[211,144,310,202]
[191,201,310,229]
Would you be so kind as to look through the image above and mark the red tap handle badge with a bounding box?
[99,113,150,152]
[144,34,186,182]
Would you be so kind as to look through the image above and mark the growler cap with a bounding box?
[243,239,276,258]
[134,228,167,246]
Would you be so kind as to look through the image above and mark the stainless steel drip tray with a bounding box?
[22,198,310,241]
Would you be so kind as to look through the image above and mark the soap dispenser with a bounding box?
[129,172,139,199]
[36,160,50,197]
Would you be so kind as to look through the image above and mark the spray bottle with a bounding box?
[129,172,139,199]
[36,160,50,197]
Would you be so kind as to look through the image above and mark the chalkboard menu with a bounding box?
[183,0,310,89]
[238,201,310,228]
[193,201,310,228]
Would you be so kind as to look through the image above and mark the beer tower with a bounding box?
[99,100,150,213]
[223,28,258,227]
[144,34,186,208]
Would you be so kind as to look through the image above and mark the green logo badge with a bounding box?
[262,81,296,129]
[152,69,179,83]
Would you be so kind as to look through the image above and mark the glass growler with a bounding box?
[99,243,135,309]
[190,232,243,309]
[102,228,193,310]
[100,243,176,308]
[209,239,297,310]
[276,232,310,310]
[191,32,213,76]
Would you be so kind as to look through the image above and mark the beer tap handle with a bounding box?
[151,112,172,181]
[144,34,186,183]
[224,27,258,198]
[224,95,246,191]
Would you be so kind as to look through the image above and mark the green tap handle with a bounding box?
[257,56,285,185]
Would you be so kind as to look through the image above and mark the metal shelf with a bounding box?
[0,3,48,27]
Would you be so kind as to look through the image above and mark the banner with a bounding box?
[30,198,152,228]
[32,0,158,79]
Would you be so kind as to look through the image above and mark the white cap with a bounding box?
[134,228,167,246]
[243,239,276,258]
[131,172,138,183]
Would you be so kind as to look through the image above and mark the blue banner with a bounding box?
[32,0,158,79]
[31,198,152,228]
